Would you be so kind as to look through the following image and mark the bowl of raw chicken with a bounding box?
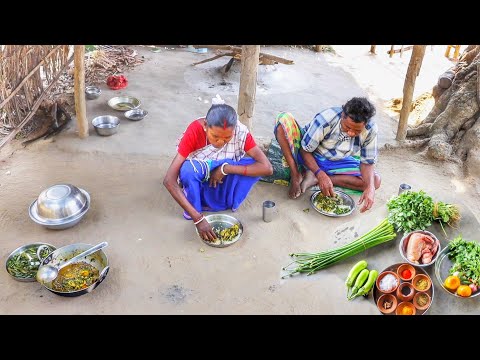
[399,230,441,268]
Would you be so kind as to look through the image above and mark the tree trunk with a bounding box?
[396,45,426,141]
[237,45,260,131]
[370,45,376,54]
[74,45,88,138]
[406,45,480,178]
[314,45,322,52]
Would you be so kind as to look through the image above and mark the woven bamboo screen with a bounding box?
[0,45,73,148]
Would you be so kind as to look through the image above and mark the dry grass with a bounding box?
[0,45,71,143]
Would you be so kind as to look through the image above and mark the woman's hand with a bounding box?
[209,167,225,188]
[196,219,217,241]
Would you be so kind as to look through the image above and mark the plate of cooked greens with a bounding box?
[196,214,243,248]
[310,189,356,217]
[6,242,57,281]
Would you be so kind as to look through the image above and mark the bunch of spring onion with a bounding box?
[282,218,396,278]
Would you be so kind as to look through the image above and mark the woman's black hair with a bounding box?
[205,104,237,129]
[342,97,376,124]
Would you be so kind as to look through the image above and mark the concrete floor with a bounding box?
[0,46,478,314]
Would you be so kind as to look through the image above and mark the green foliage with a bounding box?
[85,45,97,52]
[448,236,480,286]
[386,190,434,233]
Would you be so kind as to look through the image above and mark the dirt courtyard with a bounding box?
[0,45,479,314]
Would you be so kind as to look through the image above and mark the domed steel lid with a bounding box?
[35,184,88,221]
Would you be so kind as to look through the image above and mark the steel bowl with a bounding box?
[36,184,87,220]
[434,245,480,298]
[5,242,56,282]
[29,185,90,230]
[399,230,441,267]
[124,108,148,121]
[107,96,141,111]
[310,189,355,217]
[85,86,101,100]
[195,214,243,248]
[39,243,109,297]
[92,115,120,136]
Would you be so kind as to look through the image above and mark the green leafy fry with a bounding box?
[212,224,240,242]
[6,245,54,279]
[313,193,350,214]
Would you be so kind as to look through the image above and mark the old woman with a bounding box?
[163,98,273,241]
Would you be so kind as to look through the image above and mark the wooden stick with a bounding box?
[74,45,88,139]
[388,46,413,55]
[396,45,427,141]
[193,45,294,65]
[191,52,234,66]
[237,46,260,131]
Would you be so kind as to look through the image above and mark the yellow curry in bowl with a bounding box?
[52,262,99,292]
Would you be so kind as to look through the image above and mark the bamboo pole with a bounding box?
[396,45,427,141]
[237,46,260,131]
[453,45,461,60]
[74,45,88,138]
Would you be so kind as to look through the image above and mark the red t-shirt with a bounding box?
[177,119,256,158]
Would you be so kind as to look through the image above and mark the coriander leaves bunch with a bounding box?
[386,190,461,234]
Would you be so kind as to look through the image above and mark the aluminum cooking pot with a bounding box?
[39,243,109,297]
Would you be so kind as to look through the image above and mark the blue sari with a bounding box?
[179,157,259,218]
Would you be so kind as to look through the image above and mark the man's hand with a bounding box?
[358,186,375,212]
[209,167,225,188]
[317,172,335,197]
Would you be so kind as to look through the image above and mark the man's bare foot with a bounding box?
[289,174,303,199]
[300,170,319,193]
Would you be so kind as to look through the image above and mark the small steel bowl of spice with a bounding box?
[377,293,398,314]
[413,292,431,311]
[412,273,431,292]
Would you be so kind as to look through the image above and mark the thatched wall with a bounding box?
[0,45,72,147]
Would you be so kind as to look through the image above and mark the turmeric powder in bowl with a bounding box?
[396,301,417,315]
[401,306,414,315]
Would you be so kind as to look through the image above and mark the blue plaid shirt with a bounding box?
[301,107,378,164]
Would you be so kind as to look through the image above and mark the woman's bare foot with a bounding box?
[300,170,319,193]
[289,173,303,199]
